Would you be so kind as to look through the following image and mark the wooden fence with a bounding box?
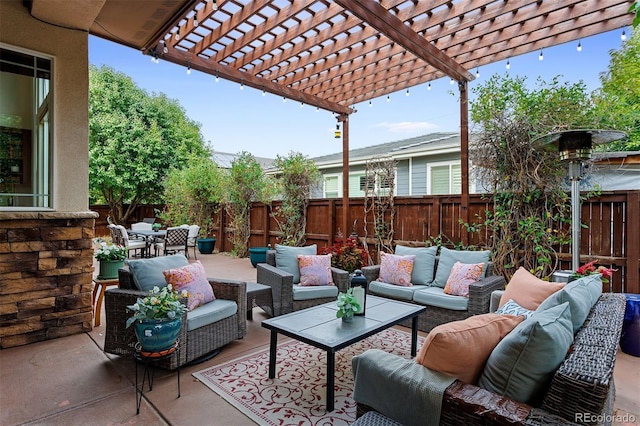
[92,190,639,294]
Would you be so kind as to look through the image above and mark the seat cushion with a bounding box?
[126,254,190,292]
[298,254,334,286]
[478,302,574,405]
[412,286,468,311]
[499,267,565,310]
[186,299,237,331]
[416,313,524,384]
[292,284,339,301]
[536,273,602,333]
[379,252,415,286]
[369,281,427,301]
[394,245,438,285]
[433,247,491,288]
[275,244,317,284]
[162,261,215,310]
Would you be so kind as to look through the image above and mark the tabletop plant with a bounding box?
[336,288,360,321]
[94,240,127,262]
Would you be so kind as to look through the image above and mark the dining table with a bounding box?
[127,229,167,257]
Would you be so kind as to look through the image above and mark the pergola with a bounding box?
[28,0,635,235]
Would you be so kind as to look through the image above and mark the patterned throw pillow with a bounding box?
[496,299,535,319]
[443,261,485,297]
[379,252,416,286]
[298,254,334,286]
[162,261,215,311]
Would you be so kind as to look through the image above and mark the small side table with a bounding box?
[246,282,273,320]
[92,277,119,327]
[134,340,181,415]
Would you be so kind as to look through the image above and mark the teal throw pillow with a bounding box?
[126,254,190,292]
[394,245,437,285]
[433,247,490,288]
[275,244,317,284]
[536,273,602,334]
[478,302,573,405]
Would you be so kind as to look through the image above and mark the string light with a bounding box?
[163,45,168,54]
[174,29,180,41]
[283,97,286,103]
[193,11,199,27]
[427,82,431,90]
[300,102,304,108]
[621,29,627,41]
[577,40,582,52]
[387,95,391,102]
[186,64,191,75]
[539,50,544,61]
[506,59,510,70]
[213,0,218,10]
[240,81,244,90]
[262,89,266,96]
[406,89,410,96]
[215,72,219,83]
[475,68,480,78]
[450,78,455,85]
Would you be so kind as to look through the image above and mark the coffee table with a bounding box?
[261,295,426,411]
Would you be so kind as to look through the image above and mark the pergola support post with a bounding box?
[340,114,350,240]
[459,81,470,247]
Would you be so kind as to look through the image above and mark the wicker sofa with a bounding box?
[103,266,247,370]
[256,249,349,316]
[362,250,506,333]
[353,292,627,425]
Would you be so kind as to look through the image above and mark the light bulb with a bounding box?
[262,90,266,96]
[387,95,390,102]
[213,0,218,10]
[427,82,431,91]
[621,29,627,41]
[406,89,410,96]
[300,102,304,108]
[369,100,372,107]
[283,97,286,103]
[194,17,198,27]
[506,59,510,70]
[475,68,480,78]
[577,41,582,52]
[215,74,219,83]
[174,29,180,41]
[187,66,191,75]
[450,78,454,85]
[539,50,543,61]
[163,46,168,54]
[240,82,244,90]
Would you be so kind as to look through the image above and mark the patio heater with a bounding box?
[533,129,626,272]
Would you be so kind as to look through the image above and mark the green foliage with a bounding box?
[126,285,188,328]
[469,75,599,278]
[592,29,640,151]
[272,152,320,246]
[320,234,369,273]
[159,156,224,236]
[224,152,273,257]
[89,65,209,224]
[335,288,360,319]
[630,2,640,28]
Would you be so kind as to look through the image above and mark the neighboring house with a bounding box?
[586,151,640,190]
[299,132,464,199]
[212,151,274,170]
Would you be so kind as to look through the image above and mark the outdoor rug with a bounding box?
[193,327,424,425]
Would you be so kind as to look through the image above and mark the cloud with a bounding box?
[374,121,439,133]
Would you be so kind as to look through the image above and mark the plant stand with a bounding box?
[134,340,181,415]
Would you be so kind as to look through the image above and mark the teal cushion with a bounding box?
[395,245,437,285]
[292,284,339,301]
[536,274,602,334]
[186,299,237,331]
[275,244,317,284]
[126,254,190,292]
[478,302,573,405]
[369,281,426,302]
[412,286,469,311]
[433,247,490,288]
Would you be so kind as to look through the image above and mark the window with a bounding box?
[324,175,339,198]
[0,46,52,208]
[428,162,461,194]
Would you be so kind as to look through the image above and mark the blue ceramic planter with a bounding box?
[249,247,269,267]
[134,317,182,353]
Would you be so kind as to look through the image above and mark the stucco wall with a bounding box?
[0,0,89,212]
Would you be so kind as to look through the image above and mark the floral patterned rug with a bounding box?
[193,327,422,425]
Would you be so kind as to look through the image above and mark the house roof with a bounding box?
[308,132,460,167]
[212,150,274,168]
[26,0,635,115]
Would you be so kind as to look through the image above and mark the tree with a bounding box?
[470,75,601,279]
[224,152,273,257]
[592,29,640,151]
[271,152,320,246]
[89,65,209,224]
[159,156,224,237]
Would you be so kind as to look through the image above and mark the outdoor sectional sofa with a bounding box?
[352,284,627,425]
[362,246,506,332]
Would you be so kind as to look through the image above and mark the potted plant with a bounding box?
[94,240,127,279]
[126,285,188,353]
[336,288,360,322]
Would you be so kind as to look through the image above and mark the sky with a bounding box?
[88,28,630,160]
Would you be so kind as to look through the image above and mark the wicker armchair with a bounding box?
[103,267,247,370]
[362,257,505,333]
[256,250,350,316]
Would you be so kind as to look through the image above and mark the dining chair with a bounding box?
[107,224,123,246]
[186,224,200,260]
[115,225,147,257]
[154,227,189,257]
[131,222,152,231]
[142,217,156,224]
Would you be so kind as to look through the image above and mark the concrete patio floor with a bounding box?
[1,252,638,426]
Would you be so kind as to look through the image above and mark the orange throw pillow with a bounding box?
[499,267,565,310]
[416,313,524,384]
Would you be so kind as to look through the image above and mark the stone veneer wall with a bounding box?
[0,211,98,349]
